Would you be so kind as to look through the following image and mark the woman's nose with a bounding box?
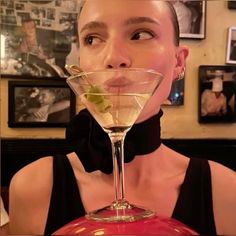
[103,40,131,69]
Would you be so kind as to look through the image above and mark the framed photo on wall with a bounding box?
[8,80,76,127]
[198,65,236,123]
[0,0,81,78]
[228,1,236,9]
[172,0,206,39]
[226,27,236,64]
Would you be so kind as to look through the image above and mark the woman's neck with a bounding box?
[124,144,164,179]
[124,144,188,186]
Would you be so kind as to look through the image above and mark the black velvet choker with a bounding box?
[65,109,163,174]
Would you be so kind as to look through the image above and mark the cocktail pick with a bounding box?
[65,64,83,76]
[65,64,111,112]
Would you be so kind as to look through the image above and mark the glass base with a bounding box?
[86,200,155,223]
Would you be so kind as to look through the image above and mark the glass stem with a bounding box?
[109,132,126,204]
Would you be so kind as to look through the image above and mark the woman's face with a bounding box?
[78,0,188,122]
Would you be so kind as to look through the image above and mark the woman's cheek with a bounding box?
[147,46,176,75]
[142,47,176,104]
[79,49,96,71]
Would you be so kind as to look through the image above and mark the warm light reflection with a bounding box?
[94,229,105,235]
[75,227,86,234]
[1,34,6,59]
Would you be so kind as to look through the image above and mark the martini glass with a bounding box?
[66,68,162,223]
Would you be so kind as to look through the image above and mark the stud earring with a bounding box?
[178,67,185,81]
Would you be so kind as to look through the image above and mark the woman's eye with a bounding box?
[131,31,154,40]
[84,35,102,46]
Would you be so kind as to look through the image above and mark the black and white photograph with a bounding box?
[228,1,236,9]
[198,65,236,123]
[0,0,81,78]
[226,27,236,64]
[172,0,206,39]
[8,80,76,127]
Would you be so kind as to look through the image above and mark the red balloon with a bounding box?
[53,215,198,235]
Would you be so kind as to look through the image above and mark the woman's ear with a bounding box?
[173,46,189,81]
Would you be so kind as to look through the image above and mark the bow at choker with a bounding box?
[66,109,162,174]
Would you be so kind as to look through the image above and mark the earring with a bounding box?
[178,67,185,81]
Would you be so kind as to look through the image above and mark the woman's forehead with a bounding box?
[79,0,171,26]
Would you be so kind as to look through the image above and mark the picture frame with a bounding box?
[226,27,236,64]
[8,80,76,127]
[198,65,236,123]
[228,1,236,9]
[173,0,206,39]
[0,0,81,78]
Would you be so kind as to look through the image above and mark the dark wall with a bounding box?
[2,139,236,187]
[1,139,73,187]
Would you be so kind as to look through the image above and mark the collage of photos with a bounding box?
[199,66,236,123]
[0,0,80,78]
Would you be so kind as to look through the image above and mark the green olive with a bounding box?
[86,86,112,113]
[86,86,104,104]
[96,98,112,112]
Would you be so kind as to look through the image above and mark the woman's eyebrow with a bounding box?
[124,17,160,26]
[80,17,159,34]
[80,21,107,34]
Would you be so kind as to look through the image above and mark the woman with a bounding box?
[9,1,236,235]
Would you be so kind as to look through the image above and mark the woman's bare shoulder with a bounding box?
[209,160,236,198]
[209,160,236,189]
[208,160,236,235]
[9,156,54,234]
[10,156,53,195]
